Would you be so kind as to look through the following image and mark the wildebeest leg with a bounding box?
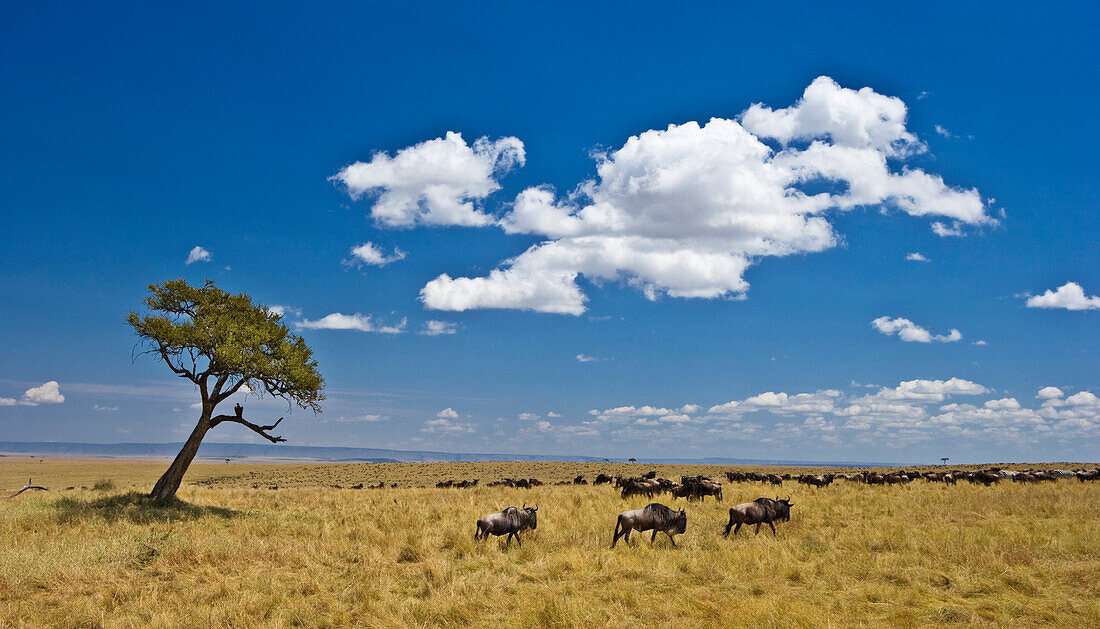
[723,513,734,537]
[666,531,677,547]
[651,529,658,543]
[734,522,743,536]
[514,532,522,547]
[768,521,776,535]
[754,523,761,535]
[504,532,514,547]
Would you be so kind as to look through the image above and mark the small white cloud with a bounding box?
[347,242,407,267]
[905,252,930,262]
[972,340,988,346]
[535,420,553,432]
[419,320,457,336]
[337,414,386,423]
[1025,282,1100,311]
[1037,386,1064,400]
[931,221,965,237]
[0,397,16,406]
[934,125,953,138]
[518,412,539,421]
[422,416,474,433]
[436,407,459,419]
[917,91,930,100]
[546,411,562,418]
[268,305,301,318]
[872,316,962,343]
[20,381,65,406]
[185,246,212,264]
[296,313,406,333]
[93,404,119,412]
[576,353,604,363]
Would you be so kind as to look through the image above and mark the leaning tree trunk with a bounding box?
[150,412,210,500]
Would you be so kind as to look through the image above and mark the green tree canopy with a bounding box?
[129,279,324,499]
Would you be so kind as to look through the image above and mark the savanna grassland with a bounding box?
[1,458,1098,628]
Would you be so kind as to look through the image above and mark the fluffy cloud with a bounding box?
[861,378,988,403]
[419,77,991,314]
[332,132,524,228]
[502,379,1099,451]
[1037,386,1064,399]
[436,407,459,419]
[422,417,474,433]
[185,246,212,264]
[575,353,605,363]
[1025,282,1100,311]
[348,242,406,267]
[905,252,930,262]
[419,320,457,336]
[267,305,301,318]
[296,313,406,333]
[18,381,65,406]
[872,316,962,343]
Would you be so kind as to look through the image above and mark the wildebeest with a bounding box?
[723,497,793,537]
[474,505,538,546]
[611,503,687,548]
[620,478,660,499]
[594,473,613,485]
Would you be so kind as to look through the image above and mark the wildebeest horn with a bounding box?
[533,505,538,511]
[522,503,528,509]
[786,495,791,502]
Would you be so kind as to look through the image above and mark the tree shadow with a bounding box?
[50,492,238,524]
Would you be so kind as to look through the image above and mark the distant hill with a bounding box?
[0,441,898,467]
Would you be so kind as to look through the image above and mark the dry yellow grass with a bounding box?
[1,458,1098,628]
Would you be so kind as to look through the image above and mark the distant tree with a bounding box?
[628,458,636,463]
[128,279,324,500]
[940,457,949,466]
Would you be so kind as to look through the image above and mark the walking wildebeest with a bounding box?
[474,505,538,546]
[611,503,687,548]
[723,497,793,537]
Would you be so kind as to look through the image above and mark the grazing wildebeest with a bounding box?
[611,503,687,548]
[620,478,660,499]
[594,473,613,485]
[723,497,793,537]
[475,505,538,546]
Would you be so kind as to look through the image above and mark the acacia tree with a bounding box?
[128,279,324,500]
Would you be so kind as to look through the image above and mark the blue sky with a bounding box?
[1,2,1097,463]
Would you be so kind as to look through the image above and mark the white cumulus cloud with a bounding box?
[1024,282,1100,311]
[348,242,406,267]
[332,132,525,228]
[872,316,962,343]
[436,407,459,419]
[906,252,930,262]
[296,313,406,333]
[19,381,65,406]
[185,246,212,264]
[1037,386,1064,400]
[419,77,991,314]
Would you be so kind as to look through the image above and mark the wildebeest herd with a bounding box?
[466,466,1098,548]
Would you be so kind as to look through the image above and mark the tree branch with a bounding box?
[8,478,48,498]
[209,404,286,443]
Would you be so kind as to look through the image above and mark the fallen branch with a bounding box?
[9,478,48,498]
